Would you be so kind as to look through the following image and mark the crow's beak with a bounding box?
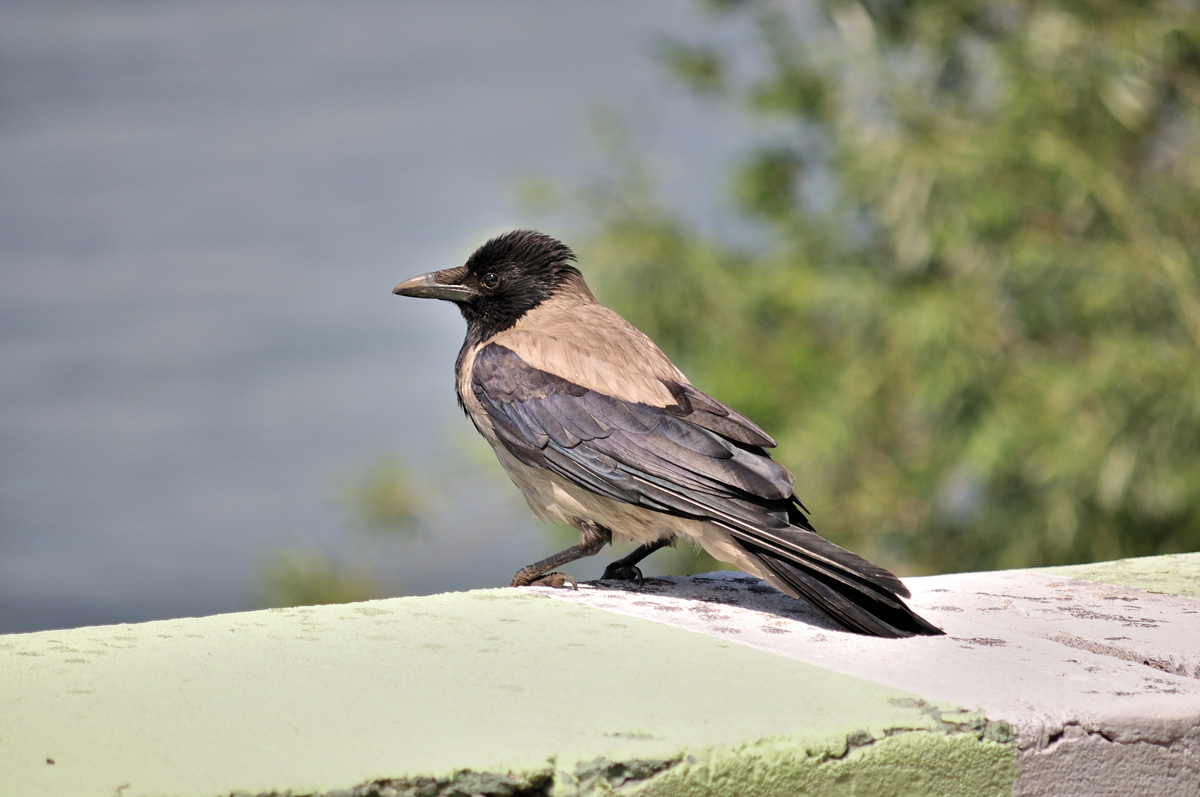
[392,267,478,303]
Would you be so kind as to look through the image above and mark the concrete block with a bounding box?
[1,553,1195,796]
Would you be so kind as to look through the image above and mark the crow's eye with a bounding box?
[482,273,500,290]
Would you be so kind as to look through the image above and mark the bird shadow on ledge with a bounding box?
[566,571,850,635]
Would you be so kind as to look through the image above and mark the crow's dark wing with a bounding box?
[470,343,928,631]
[474,343,794,513]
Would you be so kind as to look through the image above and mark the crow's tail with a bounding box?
[726,521,944,637]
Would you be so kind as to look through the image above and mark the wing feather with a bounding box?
[472,342,795,513]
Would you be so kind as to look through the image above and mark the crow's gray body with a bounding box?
[456,291,766,569]
[395,230,942,637]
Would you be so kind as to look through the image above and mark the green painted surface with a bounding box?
[632,731,1017,797]
[1040,552,1200,600]
[0,589,1012,797]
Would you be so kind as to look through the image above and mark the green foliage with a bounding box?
[257,549,389,608]
[657,39,728,95]
[570,0,1200,574]
[339,458,427,538]
[256,459,428,608]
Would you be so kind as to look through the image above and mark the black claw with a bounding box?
[598,539,670,586]
[600,562,644,587]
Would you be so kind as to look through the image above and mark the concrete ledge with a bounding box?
[533,558,1200,796]
[1,554,1196,796]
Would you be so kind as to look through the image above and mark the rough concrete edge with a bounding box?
[226,700,1016,797]
[631,731,1016,797]
[1012,723,1200,797]
[1035,552,1200,600]
[624,698,1017,797]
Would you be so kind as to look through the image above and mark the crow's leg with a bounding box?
[600,536,674,586]
[510,520,612,589]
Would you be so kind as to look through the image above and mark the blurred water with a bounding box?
[0,0,754,633]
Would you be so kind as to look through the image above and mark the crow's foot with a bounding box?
[600,562,644,587]
[511,570,578,589]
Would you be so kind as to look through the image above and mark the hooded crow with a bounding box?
[394,230,942,637]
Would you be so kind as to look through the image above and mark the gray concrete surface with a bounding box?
[534,556,1200,796]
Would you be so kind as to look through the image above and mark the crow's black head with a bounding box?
[394,229,587,340]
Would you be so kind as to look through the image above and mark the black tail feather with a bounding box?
[738,537,944,638]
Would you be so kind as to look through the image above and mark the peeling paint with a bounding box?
[630,732,1016,797]
[293,725,1016,797]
